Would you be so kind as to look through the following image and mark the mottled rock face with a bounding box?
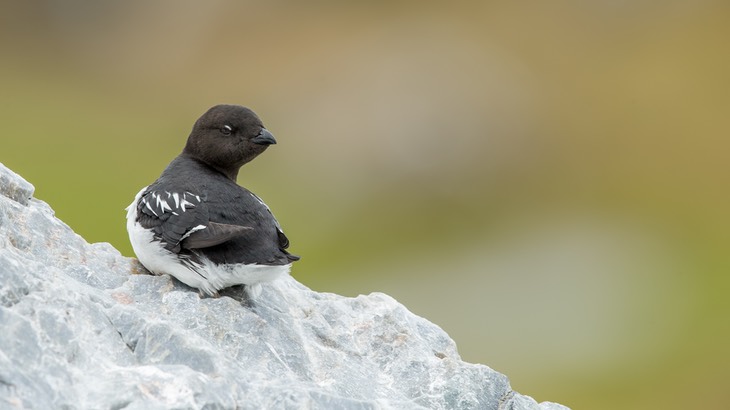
[0,163,569,410]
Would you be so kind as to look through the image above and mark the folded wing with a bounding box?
[136,190,251,253]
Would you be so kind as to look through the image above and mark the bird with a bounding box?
[125,104,299,297]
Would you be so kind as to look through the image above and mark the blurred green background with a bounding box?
[1,1,729,408]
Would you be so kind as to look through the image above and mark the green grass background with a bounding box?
[2,2,729,408]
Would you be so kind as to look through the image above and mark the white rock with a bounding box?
[0,163,569,410]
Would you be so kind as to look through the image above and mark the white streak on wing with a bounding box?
[144,199,158,216]
[180,199,194,212]
[179,224,207,241]
[172,193,180,208]
[179,192,198,212]
[150,193,168,213]
[184,192,200,203]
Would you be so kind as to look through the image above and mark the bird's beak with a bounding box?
[251,129,277,145]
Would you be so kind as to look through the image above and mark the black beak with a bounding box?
[251,129,277,145]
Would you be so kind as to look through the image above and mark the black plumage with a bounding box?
[127,104,299,293]
[136,157,298,265]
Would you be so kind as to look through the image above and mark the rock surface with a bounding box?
[0,162,569,410]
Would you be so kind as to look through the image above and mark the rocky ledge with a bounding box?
[0,162,569,410]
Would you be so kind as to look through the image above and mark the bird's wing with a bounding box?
[248,192,292,250]
[248,192,300,261]
[136,190,251,252]
[182,221,252,249]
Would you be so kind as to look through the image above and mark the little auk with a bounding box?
[126,104,299,297]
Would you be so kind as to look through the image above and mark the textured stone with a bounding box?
[0,163,34,206]
[0,162,570,410]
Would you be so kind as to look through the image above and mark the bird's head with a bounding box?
[183,104,277,180]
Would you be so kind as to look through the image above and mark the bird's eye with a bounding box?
[220,125,233,136]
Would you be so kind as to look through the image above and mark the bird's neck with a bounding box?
[214,166,239,182]
[180,153,240,182]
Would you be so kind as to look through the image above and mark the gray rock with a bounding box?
[0,162,570,410]
[0,163,34,206]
